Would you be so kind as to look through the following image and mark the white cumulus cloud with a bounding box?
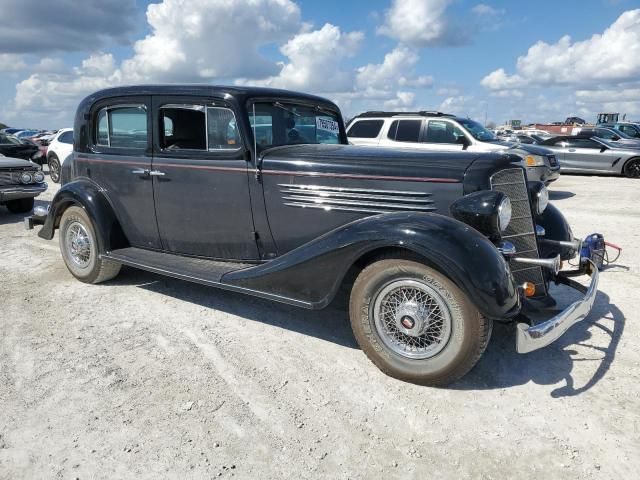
[481,9,640,89]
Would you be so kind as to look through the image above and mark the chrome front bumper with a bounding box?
[516,260,599,354]
[0,183,47,201]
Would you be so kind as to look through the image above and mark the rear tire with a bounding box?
[349,257,491,386]
[48,155,61,183]
[623,158,640,178]
[5,197,34,214]
[59,206,121,284]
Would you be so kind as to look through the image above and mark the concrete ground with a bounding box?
[1,172,638,479]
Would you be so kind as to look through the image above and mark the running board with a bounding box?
[102,247,315,309]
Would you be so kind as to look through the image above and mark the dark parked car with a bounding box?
[0,154,47,213]
[0,133,40,161]
[28,86,599,386]
[600,122,640,140]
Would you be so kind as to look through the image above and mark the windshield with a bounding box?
[0,133,22,145]
[457,118,498,142]
[250,101,342,150]
[596,128,633,140]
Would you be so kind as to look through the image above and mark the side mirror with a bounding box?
[600,145,608,152]
[611,135,620,141]
[457,135,471,150]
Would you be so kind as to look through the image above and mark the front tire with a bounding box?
[349,257,491,386]
[59,206,121,284]
[623,158,640,178]
[48,154,61,183]
[5,197,34,214]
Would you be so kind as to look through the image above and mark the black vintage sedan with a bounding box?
[28,85,600,386]
[0,132,39,161]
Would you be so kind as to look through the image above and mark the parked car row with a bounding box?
[0,127,73,182]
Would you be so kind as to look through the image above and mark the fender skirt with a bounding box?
[223,212,520,319]
[37,178,126,252]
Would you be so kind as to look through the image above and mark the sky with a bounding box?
[1,0,639,130]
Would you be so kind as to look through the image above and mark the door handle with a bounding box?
[568,149,576,152]
[149,170,165,177]
[131,168,149,176]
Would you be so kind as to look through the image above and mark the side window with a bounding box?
[207,107,241,150]
[347,120,384,139]
[517,135,534,144]
[621,125,639,138]
[249,106,274,148]
[96,105,148,149]
[393,120,422,142]
[567,138,600,149]
[159,104,240,151]
[58,131,73,144]
[424,120,465,144]
[159,105,206,150]
[595,129,614,140]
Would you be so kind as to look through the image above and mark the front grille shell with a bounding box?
[490,168,546,296]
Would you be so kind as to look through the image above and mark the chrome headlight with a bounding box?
[33,171,45,183]
[20,172,33,184]
[450,190,511,239]
[497,196,512,231]
[529,182,549,215]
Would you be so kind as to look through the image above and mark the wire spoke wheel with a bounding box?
[373,279,452,360]
[65,221,93,268]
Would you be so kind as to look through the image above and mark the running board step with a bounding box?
[102,247,314,309]
[103,247,253,285]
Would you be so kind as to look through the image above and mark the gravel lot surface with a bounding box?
[1,172,639,479]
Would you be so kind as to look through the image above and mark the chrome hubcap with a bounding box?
[66,221,92,268]
[373,279,452,359]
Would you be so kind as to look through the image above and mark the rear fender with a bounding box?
[223,212,519,318]
[38,178,127,252]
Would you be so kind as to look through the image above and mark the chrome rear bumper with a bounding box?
[516,260,599,353]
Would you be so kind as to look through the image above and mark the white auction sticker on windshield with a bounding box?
[316,117,339,134]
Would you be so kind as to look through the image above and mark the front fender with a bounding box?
[223,212,519,318]
[537,203,577,260]
[38,178,127,252]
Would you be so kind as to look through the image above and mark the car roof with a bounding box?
[78,84,338,110]
[351,111,459,120]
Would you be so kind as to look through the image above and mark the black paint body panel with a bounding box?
[224,212,519,318]
[37,85,537,319]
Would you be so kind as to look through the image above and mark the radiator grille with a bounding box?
[490,168,546,296]
[0,172,17,186]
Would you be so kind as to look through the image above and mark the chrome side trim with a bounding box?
[279,184,436,215]
[517,260,599,354]
[278,184,433,196]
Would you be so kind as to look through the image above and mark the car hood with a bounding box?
[0,155,38,169]
[261,143,518,184]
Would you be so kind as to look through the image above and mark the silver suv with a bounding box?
[347,111,560,184]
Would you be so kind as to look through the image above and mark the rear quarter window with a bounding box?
[347,119,384,139]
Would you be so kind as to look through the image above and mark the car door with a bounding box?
[78,97,161,249]
[377,119,424,149]
[421,119,469,151]
[564,138,612,171]
[151,96,259,260]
